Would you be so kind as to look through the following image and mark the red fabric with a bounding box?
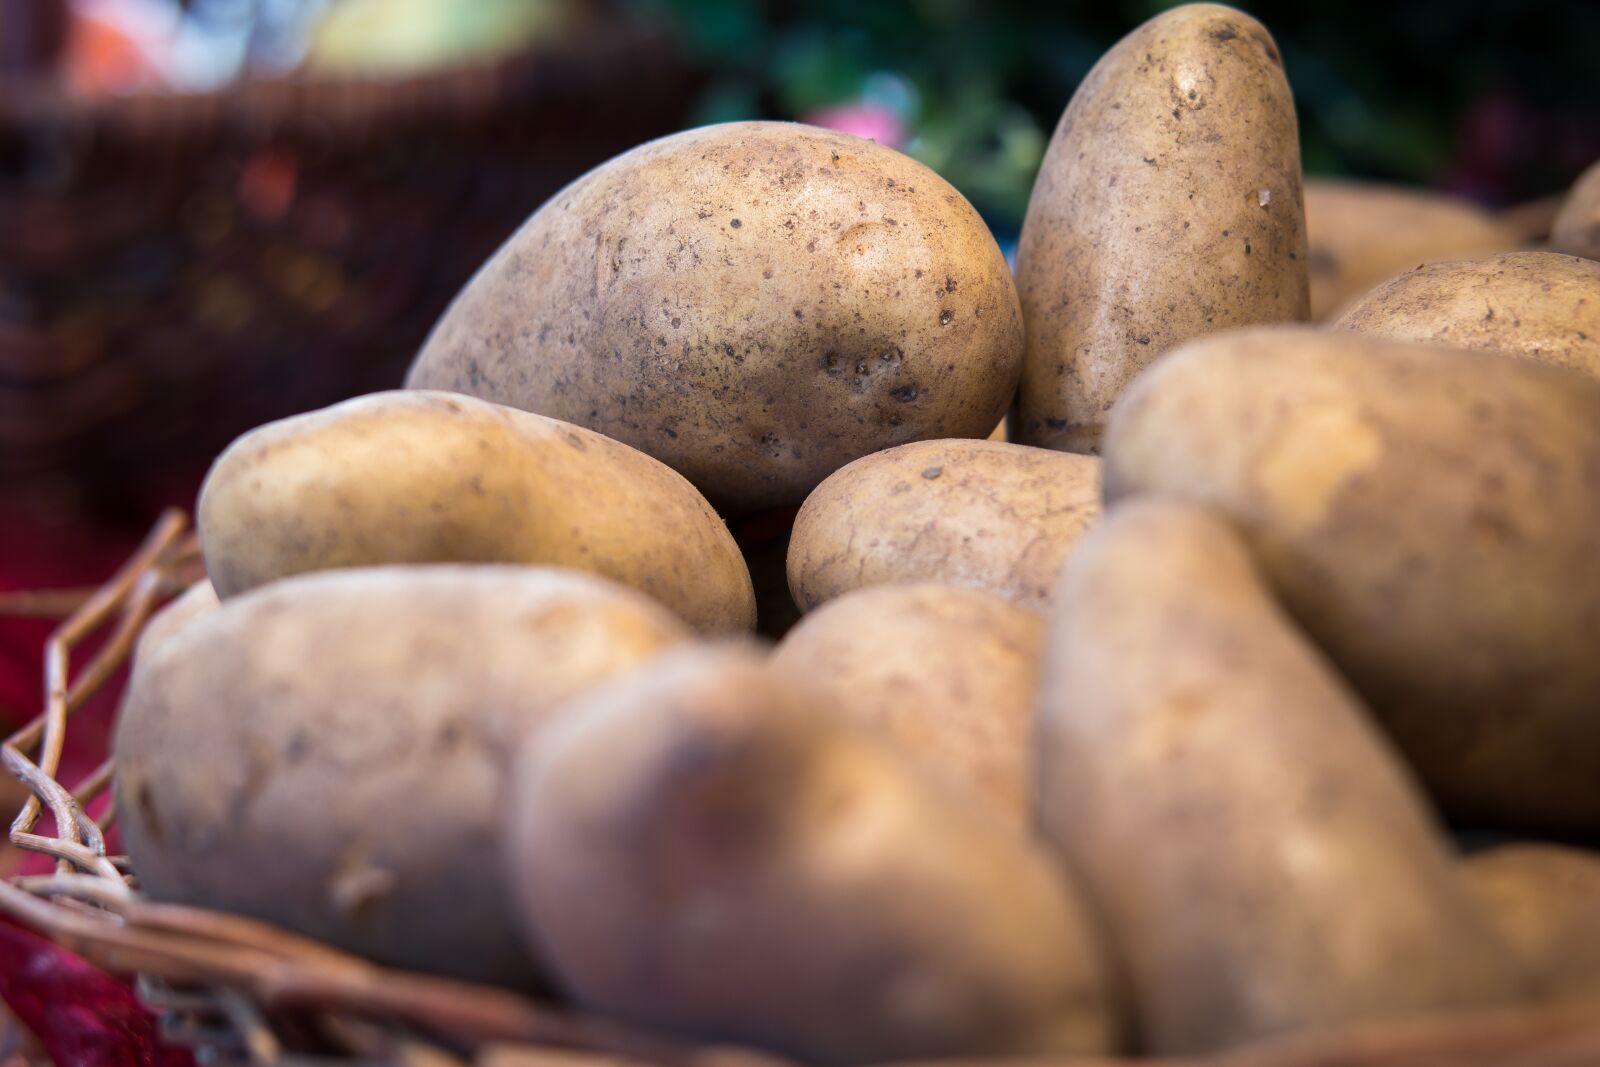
[0,501,192,1066]
[0,918,191,1067]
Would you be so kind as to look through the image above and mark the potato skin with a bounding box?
[1016,3,1308,453]
[136,579,219,661]
[1333,251,1600,381]
[1102,326,1600,832]
[771,583,1042,827]
[507,645,1119,1065]
[198,391,754,633]
[1037,498,1526,1055]
[1462,844,1600,1000]
[1305,180,1517,320]
[407,121,1022,511]
[114,566,688,988]
[788,439,1099,613]
[1552,159,1600,261]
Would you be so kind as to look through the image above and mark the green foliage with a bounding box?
[628,0,1600,231]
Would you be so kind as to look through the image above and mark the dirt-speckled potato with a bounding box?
[1462,844,1600,1000]
[1038,498,1527,1055]
[406,121,1023,511]
[1552,160,1600,261]
[1015,3,1308,453]
[1305,180,1518,320]
[136,579,219,661]
[1333,252,1600,381]
[508,644,1119,1065]
[1102,326,1600,832]
[199,391,754,633]
[788,439,1099,613]
[115,566,689,988]
[771,583,1042,826]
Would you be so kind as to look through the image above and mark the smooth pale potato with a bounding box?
[771,583,1042,826]
[407,121,1023,511]
[1037,498,1527,1055]
[136,579,219,660]
[1552,159,1600,261]
[1462,844,1600,1000]
[1102,326,1600,832]
[198,391,754,633]
[507,645,1119,1065]
[788,439,1099,613]
[1304,179,1518,320]
[1333,251,1600,380]
[115,566,689,988]
[1016,3,1307,453]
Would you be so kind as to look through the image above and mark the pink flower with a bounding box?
[804,103,907,149]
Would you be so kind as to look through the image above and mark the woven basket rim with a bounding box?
[1,510,1598,1067]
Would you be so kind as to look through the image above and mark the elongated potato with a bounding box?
[771,583,1042,826]
[1304,180,1517,320]
[1333,251,1600,380]
[1102,326,1600,832]
[198,391,754,633]
[1462,844,1600,1000]
[788,439,1099,612]
[1552,159,1600,260]
[1016,3,1308,453]
[1038,498,1526,1054]
[508,645,1119,1065]
[115,566,689,987]
[408,121,1023,510]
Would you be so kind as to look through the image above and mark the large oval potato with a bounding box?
[508,645,1119,1065]
[1102,326,1600,832]
[1333,251,1600,380]
[1038,498,1526,1055]
[1304,179,1518,320]
[1462,844,1600,1001]
[1015,3,1307,453]
[1552,159,1600,260]
[771,583,1042,827]
[407,121,1022,511]
[115,566,689,988]
[788,439,1099,613]
[199,391,754,633]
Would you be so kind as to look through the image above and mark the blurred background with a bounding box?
[1,0,1597,723]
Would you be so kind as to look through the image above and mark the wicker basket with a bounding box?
[0,9,698,505]
[0,512,1598,1067]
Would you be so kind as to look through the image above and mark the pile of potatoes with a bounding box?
[112,3,1600,1063]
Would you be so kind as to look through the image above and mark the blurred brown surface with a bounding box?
[0,16,699,521]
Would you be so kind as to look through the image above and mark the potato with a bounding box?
[1015,3,1307,453]
[771,583,1042,827]
[1333,251,1600,381]
[1552,159,1600,261]
[198,391,754,633]
[1037,498,1527,1055]
[114,566,688,988]
[1462,844,1600,1000]
[136,579,219,660]
[788,439,1099,613]
[1102,326,1600,832]
[1304,179,1518,320]
[1498,193,1565,244]
[406,121,1022,511]
[507,644,1119,1065]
